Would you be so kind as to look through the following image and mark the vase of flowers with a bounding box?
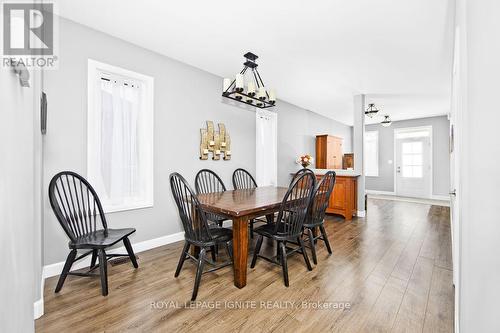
[296,154,314,168]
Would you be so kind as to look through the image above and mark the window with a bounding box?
[401,141,423,178]
[87,59,154,212]
[364,131,379,177]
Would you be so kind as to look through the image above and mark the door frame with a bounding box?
[393,125,433,199]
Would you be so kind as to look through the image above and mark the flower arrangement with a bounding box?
[296,154,314,168]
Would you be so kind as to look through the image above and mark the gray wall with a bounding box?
[43,18,256,265]
[277,102,353,186]
[365,116,450,196]
[43,18,351,265]
[0,61,36,331]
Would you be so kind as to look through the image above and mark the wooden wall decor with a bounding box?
[199,121,231,160]
[200,129,209,160]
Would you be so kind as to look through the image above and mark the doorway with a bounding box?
[394,126,432,198]
[255,109,277,186]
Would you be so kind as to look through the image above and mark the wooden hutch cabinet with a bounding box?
[315,135,343,169]
[319,174,357,220]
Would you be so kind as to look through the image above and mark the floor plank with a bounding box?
[36,198,453,333]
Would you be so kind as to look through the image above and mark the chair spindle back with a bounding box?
[48,171,107,242]
[275,172,315,238]
[232,168,258,190]
[309,171,336,225]
[195,169,227,194]
[170,172,213,243]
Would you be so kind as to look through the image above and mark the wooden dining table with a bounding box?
[197,186,289,289]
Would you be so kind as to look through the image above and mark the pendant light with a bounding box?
[381,115,392,127]
[365,103,379,118]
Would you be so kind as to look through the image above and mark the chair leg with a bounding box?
[298,237,313,271]
[319,225,333,254]
[224,241,233,261]
[250,219,254,239]
[250,235,264,268]
[175,241,190,277]
[210,246,217,262]
[307,228,318,265]
[123,237,138,268]
[90,249,98,269]
[55,249,77,293]
[279,241,289,287]
[192,248,206,301]
[98,249,108,296]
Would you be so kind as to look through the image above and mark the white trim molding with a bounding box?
[42,232,184,279]
[365,190,396,196]
[356,210,366,217]
[34,298,44,319]
[431,194,451,201]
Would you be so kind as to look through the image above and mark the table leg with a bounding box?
[232,216,249,288]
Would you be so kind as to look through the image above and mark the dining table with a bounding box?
[197,186,289,288]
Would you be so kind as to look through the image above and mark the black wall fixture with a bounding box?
[41,92,47,134]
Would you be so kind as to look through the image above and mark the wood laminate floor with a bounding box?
[36,198,454,333]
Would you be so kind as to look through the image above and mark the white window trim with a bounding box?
[87,59,154,213]
[365,130,379,177]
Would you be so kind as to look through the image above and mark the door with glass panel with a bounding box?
[395,127,432,198]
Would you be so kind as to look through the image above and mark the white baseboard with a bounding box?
[42,232,184,279]
[34,298,44,319]
[431,195,451,201]
[365,190,396,195]
[367,190,450,203]
[357,210,366,217]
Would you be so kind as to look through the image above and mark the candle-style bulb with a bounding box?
[268,89,276,104]
[247,81,256,96]
[223,78,231,94]
[235,74,244,92]
[258,87,266,101]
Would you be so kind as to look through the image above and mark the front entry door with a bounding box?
[395,128,432,198]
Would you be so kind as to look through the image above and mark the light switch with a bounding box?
[388,160,393,164]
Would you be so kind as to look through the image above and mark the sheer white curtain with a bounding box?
[98,78,141,207]
[256,110,277,186]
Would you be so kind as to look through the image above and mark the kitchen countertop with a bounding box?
[308,168,360,177]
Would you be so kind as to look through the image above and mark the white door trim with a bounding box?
[393,125,433,199]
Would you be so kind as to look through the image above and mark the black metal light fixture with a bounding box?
[365,103,379,118]
[222,52,276,109]
[381,115,392,127]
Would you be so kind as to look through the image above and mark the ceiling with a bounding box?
[58,0,455,126]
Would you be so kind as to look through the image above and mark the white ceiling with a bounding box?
[58,0,455,126]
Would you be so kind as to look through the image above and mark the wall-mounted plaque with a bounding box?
[200,121,231,160]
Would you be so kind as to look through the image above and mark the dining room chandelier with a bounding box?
[222,52,276,109]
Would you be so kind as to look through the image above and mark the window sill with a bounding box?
[103,202,154,214]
